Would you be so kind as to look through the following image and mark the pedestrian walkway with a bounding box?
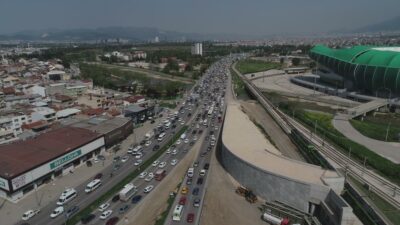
[333,114,400,164]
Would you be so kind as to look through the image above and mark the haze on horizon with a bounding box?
[0,0,399,36]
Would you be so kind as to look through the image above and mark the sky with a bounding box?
[0,0,399,36]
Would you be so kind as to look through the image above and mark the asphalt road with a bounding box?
[163,59,231,225]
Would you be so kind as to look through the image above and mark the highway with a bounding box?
[231,62,400,210]
[163,59,231,225]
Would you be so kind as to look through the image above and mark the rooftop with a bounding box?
[0,127,102,179]
[222,103,339,186]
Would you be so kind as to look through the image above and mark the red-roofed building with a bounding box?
[83,108,105,117]
[0,127,105,201]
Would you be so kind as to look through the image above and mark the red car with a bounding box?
[187,213,195,223]
[106,217,119,225]
[179,196,187,205]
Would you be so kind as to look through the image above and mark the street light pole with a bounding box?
[385,122,391,142]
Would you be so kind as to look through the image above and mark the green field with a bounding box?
[230,68,252,100]
[350,118,400,142]
[236,59,280,74]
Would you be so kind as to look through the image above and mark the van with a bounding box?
[57,188,77,205]
[85,179,102,193]
[187,168,194,178]
[157,132,166,142]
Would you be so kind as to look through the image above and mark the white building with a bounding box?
[31,107,56,123]
[191,43,203,56]
[22,85,46,97]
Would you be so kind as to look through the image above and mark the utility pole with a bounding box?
[385,122,391,142]
[362,157,367,177]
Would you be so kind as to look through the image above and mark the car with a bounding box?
[158,162,167,168]
[205,135,209,141]
[99,203,111,212]
[184,138,189,143]
[145,173,154,182]
[134,159,143,166]
[50,206,64,218]
[204,163,210,170]
[152,160,160,167]
[94,173,103,179]
[121,155,129,163]
[150,120,155,124]
[100,210,113,220]
[66,206,79,218]
[97,155,105,160]
[215,126,219,130]
[119,205,130,214]
[170,159,178,166]
[166,148,171,154]
[144,185,154,193]
[106,216,119,225]
[86,160,92,166]
[210,141,215,146]
[197,177,203,185]
[81,214,96,224]
[189,141,195,146]
[181,187,189,195]
[199,169,206,176]
[153,145,160,151]
[193,198,201,207]
[112,195,120,202]
[176,139,181,145]
[187,213,195,223]
[131,195,142,204]
[186,178,192,185]
[145,140,152,146]
[193,161,199,167]
[22,209,40,220]
[179,196,187,205]
[180,121,185,125]
[193,136,198,141]
[135,154,143,159]
[113,156,121,162]
[139,172,148,178]
[172,149,178,155]
[192,187,199,196]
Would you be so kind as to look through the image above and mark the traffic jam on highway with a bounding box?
[17,56,235,225]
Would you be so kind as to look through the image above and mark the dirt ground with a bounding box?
[200,147,265,225]
[240,100,305,161]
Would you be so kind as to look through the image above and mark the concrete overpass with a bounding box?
[346,99,389,119]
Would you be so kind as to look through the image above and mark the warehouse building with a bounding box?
[0,127,105,202]
[309,45,400,97]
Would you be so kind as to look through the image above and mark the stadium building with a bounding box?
[309,45,400,97]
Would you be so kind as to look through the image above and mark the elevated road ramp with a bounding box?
[346,99,389,119]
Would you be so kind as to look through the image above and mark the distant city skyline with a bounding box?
[0,0,400,36]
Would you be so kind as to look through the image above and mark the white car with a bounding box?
[172,149,178,155]
[200,169,206,176]
[180,121,185,125]
[98,203,110,212]
[121,155,129,163]
[139,172,148,178]
[144,185,154,193]
[170,159,178,166]
[145,140,152,146]
[215,126,219,130]
[134,159,142,166]
[166,148,171,154]
[50,206,64,218]
[152,160,160,167]
[145,173,154,182]
[184,138,189,143]
[176,139,181,145]
[158,162,167,168]
[135,154,143,159]
[100,210,113,220]
[193,136,198,141]
[22,209,40,221]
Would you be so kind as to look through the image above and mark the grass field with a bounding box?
[230,68,252,100]
[236,59,280,74]
[350,118,400,142]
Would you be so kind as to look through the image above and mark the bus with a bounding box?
[119,183,137,201]
[172,204,184,221]
[85,179,102,193]
[155,169,166,181]
[57,188,77,205]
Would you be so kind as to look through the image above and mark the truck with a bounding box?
[145,131,155,140]
[235,186,257,203]
[119,183,137,201]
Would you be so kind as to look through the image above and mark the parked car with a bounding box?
[204,163,210,170]
[50,206,64,218]
[94,173,103,179]
[186,178,192,185]
[22,209,40,221]
[98,203,110,212]
[144,185,154,193]
[139,172,148,179]
[181,187,189,195]
[192,187,199,196]
[111,195,120,202]
[106,216,119,225]
[119,205,130,214]
[179,196,187,205]
[193,198,201,207]
[66,206,79,218]
[197,177,203,185]
[187,213,195,223]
